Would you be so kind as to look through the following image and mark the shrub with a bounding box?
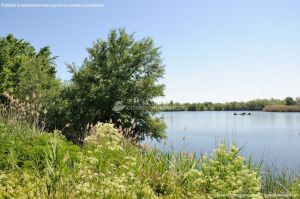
[191,144,263,198]
[84,122,123,145]
[63,29,166,142]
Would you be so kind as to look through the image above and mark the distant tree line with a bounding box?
[157,97,300,112]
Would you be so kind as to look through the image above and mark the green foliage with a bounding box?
[195,145,262,198]
[158,99,285,111]
[0,121,79,171]
[0,121,80,198]
[261,167,300,198]
[0,30,299,198]
[14,47,61,101]
[0,35,58,96]
[0,32,167,143]
[0,34,35,93]
[1,121,300,198]
[63,29,166,141]
[84,123,123,145]
[284,97,296,106]
[0,35,62,131]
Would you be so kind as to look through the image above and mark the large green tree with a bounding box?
[0,34,59,99]
[0,34,61,129]
[0,34,35,93]
[64,29,166,141]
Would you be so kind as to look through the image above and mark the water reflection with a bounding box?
[149,111,300,170]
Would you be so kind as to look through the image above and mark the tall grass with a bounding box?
[0,92,48,131]
[261,167,300,198]
[0,121,264,198]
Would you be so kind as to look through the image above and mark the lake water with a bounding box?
[149,111,300,170]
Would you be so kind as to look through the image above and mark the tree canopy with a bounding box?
[63,29,166,141]
[0,34,60,100]
[0,34,61,130]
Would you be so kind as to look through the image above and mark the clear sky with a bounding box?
[1,0,300,103]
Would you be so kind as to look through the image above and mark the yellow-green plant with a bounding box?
[84,122,123,145]
[187,144,263,198]
[1,120,298,198]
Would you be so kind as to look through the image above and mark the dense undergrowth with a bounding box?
[0,121,299,198]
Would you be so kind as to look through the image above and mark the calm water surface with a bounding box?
[150,111,300,170]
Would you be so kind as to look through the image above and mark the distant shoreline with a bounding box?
[158,110,300,112]
[157,107,300,112]
[263,105,300,112]
[156,99,300,112]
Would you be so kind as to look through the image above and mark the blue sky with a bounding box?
[1,0,300,102]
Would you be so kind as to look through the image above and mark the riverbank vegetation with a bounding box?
[263,105,300,112]
[1,119,300,198]
[157,97,300,112]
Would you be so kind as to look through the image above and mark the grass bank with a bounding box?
[0,120,299,198]
[263,105,300,112]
